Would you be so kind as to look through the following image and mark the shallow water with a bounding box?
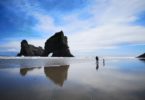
[0,57,145,100]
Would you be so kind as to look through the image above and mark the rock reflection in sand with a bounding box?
[20,65,69,86]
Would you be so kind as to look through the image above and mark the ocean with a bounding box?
[0,57,145,100]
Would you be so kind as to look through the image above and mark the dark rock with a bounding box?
[137,53,145,58]
[42,31,74,57]
[17,40,44,56]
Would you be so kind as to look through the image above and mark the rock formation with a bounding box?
[17,40,44,56]
[137,53,145,58]
[17,31,74,57]
[42,31,74,57]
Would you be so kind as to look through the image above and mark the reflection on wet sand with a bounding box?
[103,59,105,66]
[20,67,41,76]
[96,59,106,70]
[1,59,145,100]
[139,59,145,63]
[44,65,69,87]
[96,62,99,70]
[20,65,69,87]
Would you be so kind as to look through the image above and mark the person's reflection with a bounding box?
[96,62,99,70]
[103,59,105,66]
[20,67,41,76]
[44,65,69,87]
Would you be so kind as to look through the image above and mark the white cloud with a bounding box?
[66,0,145,54]
[33,12,63,34]
[91,0,145,24]
[69,24,145,53]
[0,42,19,52]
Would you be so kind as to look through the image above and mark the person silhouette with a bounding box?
[96,56,99,62]
[96,56,99,70]
[103,59,105,66]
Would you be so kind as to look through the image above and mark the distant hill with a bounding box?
[137,53,145,58]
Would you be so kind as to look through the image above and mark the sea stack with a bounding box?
[42,31,74,57]
[17,31,74,57]
[17,40,44,56]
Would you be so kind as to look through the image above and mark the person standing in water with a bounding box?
[103,59,105,66]
[96,56,99,70]
[96,56,99,62]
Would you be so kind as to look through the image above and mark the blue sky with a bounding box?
[0,0,145,57]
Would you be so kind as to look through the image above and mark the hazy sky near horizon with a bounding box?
[0,0,145,56]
